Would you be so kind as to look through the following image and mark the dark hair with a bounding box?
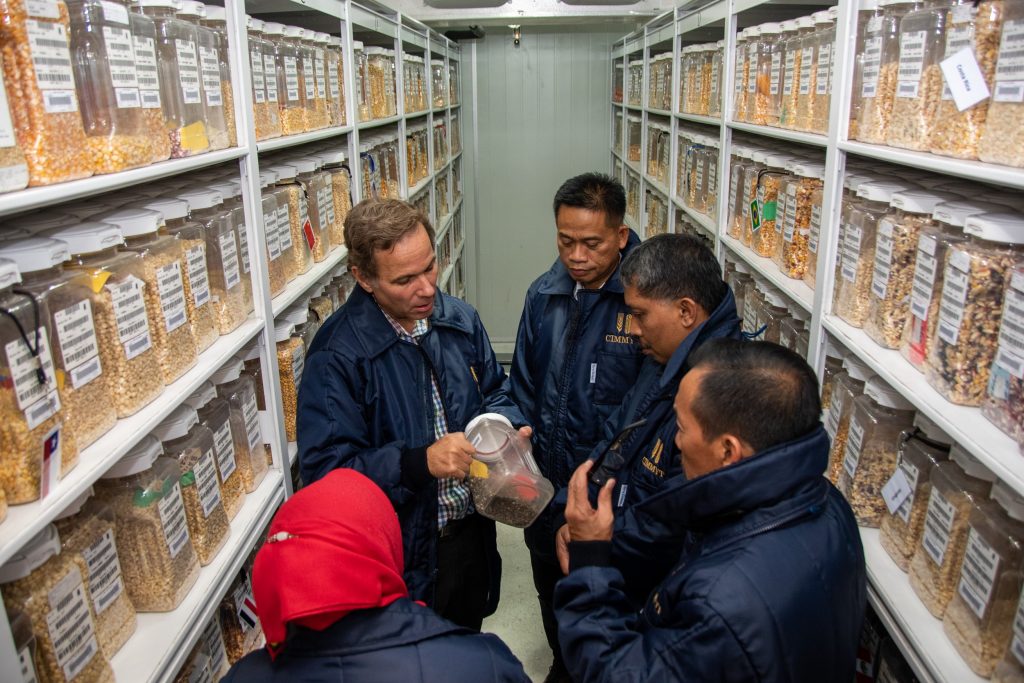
[687,339,821,453]
[344,198,435,278]
[552,173,626,228]
[620,233,728,314]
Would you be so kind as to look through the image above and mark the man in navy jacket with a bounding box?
[556,339,867,683]
[507,172,643,681]
[297,199,526,631]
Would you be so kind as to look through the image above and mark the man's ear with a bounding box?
[351,266,375,294]
[677,297,701,328]
[718,434,752,468]
[616,224,630,250]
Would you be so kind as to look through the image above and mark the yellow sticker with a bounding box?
[469,460,489,479]
[55,368,65,392]
[179,121,210,153]
[88,269,112,293]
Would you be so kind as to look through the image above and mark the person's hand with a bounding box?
[426,433,476,479]
[555,524,571,575]
[517,425,533,440]
[565,460,615,543]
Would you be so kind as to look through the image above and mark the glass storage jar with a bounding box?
[780,16,816,129]
[211,356,268,490]
[184,381,244,518]
[174,0,227,150]
[155,403,229,565]
[836,376,917,526]
[326,35,344,125]
[850,0,884,139]
[0,524,113,682]
[353,40,369,121]
[977,0,1024,167]
[95,435,200,611]
[926,212,1024,405]
[45,222,164,417]
[886,0,948,151]
[247,18,280,141]
[855,0,923,142]
[754,23,783,126]
[909,444,996,617]
[264,22,303,135]
[102,208,198,383]
[0,237,116,454]
[53,492,136,658]
[880,412,953,571]
[269,163,312,280]
[127,10,171,163]
[826,355,875,484]
[199,5,235,147]
[983,265,1024,440]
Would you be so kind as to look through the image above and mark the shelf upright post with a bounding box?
[668,11,681,234]
[343,0,362,204]
[0,595,18,683]
[716,0,737,263]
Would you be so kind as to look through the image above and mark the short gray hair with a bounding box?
[620,234,727,313]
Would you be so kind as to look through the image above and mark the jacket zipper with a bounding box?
[552,300,583,484]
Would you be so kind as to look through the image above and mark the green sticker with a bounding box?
[749,200,761,233]
[763,200,777,222]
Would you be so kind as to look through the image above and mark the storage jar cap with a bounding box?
[890,189,949,214]
[732,261,751,275]
[211,357,244,384]
[208,180,239,199]
[857,181,909,203]
[793,161,825,178]
[760,22,782,34]
[0,259,20,289]
[274,319,295,342]
[932,200,1002,227]
[262,21,285,35]
[353,40,363,49]
[316,150,346,165]
[238,340,261,362]
[269,164,297,181]
[717,40,724,47]
[825,339,844,360]
[812,10,833,23]
[289,157,317,174]
[154,404,200,441]
[963,212,1024,245]
[464,412,514,437]
[950,444,996,482]
[203,5,225,20]
[796,16,815,28]
[0,524,60,583]
[99,208,163,238]
[11,213,71,232]
[763,153,793,169]
[285,305,308,325]
[864,376,914,411]
[842,355,874,382]
[104,435,163,478]
[781,19,798,31]
[43,222,123,256]
[138,197,189,222]
[283,26,305,38]
[860,0,879,9]
[175,0,204,18]
[829,6,839,19]
[365,46,385,55]
[912,412,953,445]
[132,0,176,7]
[313,32,329,43]
[790,306,809,322]
[763,289,787,308]
[0,238,70,273]
[992,481,1024,523]
[329,37,342,47]
[178,189,223,211]
[54,487,94,521]
[260,170,278,188]
[185,380,217,411]
[247,17,264,31]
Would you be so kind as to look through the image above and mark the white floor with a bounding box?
[483,523,553,682]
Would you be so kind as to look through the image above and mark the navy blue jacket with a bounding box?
[508,230,643,557]
[297,288,525,611]
[223,598,530,683]
[554,426,867,683]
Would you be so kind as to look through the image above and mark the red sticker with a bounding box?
[302,219,316,250]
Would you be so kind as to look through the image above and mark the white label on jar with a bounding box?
[799,47,814,95]
[746,56,757,94]
[292,344,305,387]
[825,390,843,440]
[27,0,59,18]
[237,221,250,275]
[910,237,939,319]
[770,52,782,95]
[18,645,37,683]
[82,528,124,615]
[102,26,140,109]
[784,48,797,96]
[302,57,315,99]
[156,261,187,333]
[218,232,241,291]
[0,61,16,148]
[99,0,128,24]
[938,262,970,345]
[188,660,213,683]
[202,619,228,676]
[193,448,222,519]
[175,39,202,105]
[862,37,883,97]
[816,43,832,95]
[995,286,1024,378]
[6,327,57,413]
[897,30,928,98]
[808,205,822,254]
[212,423,237,482]
[941,25,976,101]
[734,46,744,94]
[265,210,281,260]
[742,294,758,334]
[1013,588,1024,665]
[199,46,222,107]
[994,21,1024,103]
[842,417,865,480]
[107,276,151,359]
[263,54,278,103]
[782,187,796,240]
[27,20,78,113]
[277,205,293,250]
[284,57,300,102]
[46,568,99,681]
[54,300,101,389]
[867,16,883,34]
[958,526,1001,620]
[328,61,340,99]
[133,34,161,109]
[840,225,863,283]
[895,457,920,524]
[871,221,895,300]
[250,47,265,104]
[314,52,326,97]
[922,487,957,567]
[729,165,740,209]
[159,481,190,559]
[186,244,211,309]
[243,392,261,450]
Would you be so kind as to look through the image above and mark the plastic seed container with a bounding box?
[781,16,816,129]
[752,23,782,126]
[809,8,838,133]
[264,22,303,135]
[211,357,267,493]
[258,171,286,297]
[741,279,765,336]
[327,35,344,125]
[246,18,279,141]
[793,13,826,132]
[825,356,875,484]
[983,264,1024,440]
[740,149,768,246]
[886,0,948,150]
[212,179,255,320]
[777,160,824,279]
[238,342,271,467]
[753,288,789,344]
[275,319,301,442]
[185,381,244,519]
[126,11,171,163]
[9,609,39,683]
[291,156,329,262]
[269,164,313,281]
[0,50,28,192]
[200,616,230,680]
[751,152,791,256]
[977,0,1024,167]
[820,341,846,409]
[353,40,369,121]
[733,29,750,122]
[199,5,236,148]
[219,569,261,664]
[175,1,227,150]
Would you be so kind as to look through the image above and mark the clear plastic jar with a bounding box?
[774,21,799,125]
[275,319,301,442]
[449,59,459,105]
[944,482,1024,676]
[983,265,1024,440]
[978,0,1024,167]
[0,237,116,454]
[197,183,253,331]
[269,163,309,281]
[212,357,267,491]
[777,161,824,279]
[726,262,752,319]
[264,22,303,135]
[175,0,227,150]
[200,5,235,148]
[308,31,331,129]
[127,10,172,163]
[135,0,209,159]
[752,153,792,257]
[258,171,286,297]
[648,52,668,110]
[184,381,244,521]
[219,569,261,663]
[54,493,136,657]
[679,46,693,114]
[138,196,218,352]
[95,435,200,611]
[740,150,768,246]
[743,27,764,123]
[0,67,28,192]
[201,615,230,680]
[0,0,92,186]
[880,413,953,571]
[326,36,345,125]
[733,29,750,121]
[291,156,329,262]
[834,181,909,327]
[754,288,789,343]
[9,609,38,683]
[909,445,996,617]
[778,311,806,352]
[0,524,113,682]
[820,341,845,408]
[432,57,447,109]
[366,46,388,119]
[929,0,1003,160]
[886,0,948,150]
[850,0,884,139]
[45,221,165,417]
[809,8,838,134]
[741,279,765,336]
[837,376,917,526]
[246,18,279,140]
[781,16,815,129]
[646,122,669,184]
[727,144,754,240]
[353,40,369,121]
[926,213,1024,405]
[795,10,833,132]
[103,208,198,384]
[825,356,874,484]
[864,189,948,349]
[994,586,1024,682]
[751,24,782,126]
[709,41,723,117]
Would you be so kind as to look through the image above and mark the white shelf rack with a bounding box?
[839,140,1024,191]
[256,125,353,153]
[676,112,722,127]
[672,197,718,237]
[271,247,351,318]
[721,234,814,313]
[357,114,402,130]
[728,120,828,148]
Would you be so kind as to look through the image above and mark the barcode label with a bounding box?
[264,54,278,102]
[250,49,265,102]
[285,57,299,101]
[266,210,281,260]
[872,227,895,300]
[218,232,241,291]
[840,226,863,283]
[861,38,883,96]
[18,644,37,683]
[82,529,124,615]
[158,482,191,558]
[809,205,822,254]
[193,448,222,519]
[998,287,1024,356]
[314,53,326,97]
[237,220,250,274]
[133,35,160,96]
[328,61,340,98]
[292,345,305,388]
[896,458,920,524]
[302,57,315,99]
[842,418,865,480]
[243,392,262,450]
[995,21,1024,90]
[103,26,139,97]
[202,619,228,676]
[958,527,1001,620]
[213,420,237,481]
[783,50,796,96]
[156,261,187,333]
[186,245,211,308]
[46,568,99,681]
[277,205,293,250]
[28,20,78,112]
[200,45,221,94]
[910,245,939,317]
[27,0,59,18]
[938,265,970,345]
[54,300,101,388]
[799,47,814,95]
[816,44,832,95]
[770,52,782,95]
[922,487,957,567]
[5,327,57,412]
[175,39,202,105]
[897,31,927,94]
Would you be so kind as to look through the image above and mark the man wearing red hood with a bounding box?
[223,469,530,682]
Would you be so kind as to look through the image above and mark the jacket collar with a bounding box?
[658,288,741,389]
[346,287,475,359]
[536,229,641,296]
[638,426,832,547]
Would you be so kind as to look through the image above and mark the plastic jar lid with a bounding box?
[825,339,844,359]
[179,189,224,211]
[950,444,997,482]
[312,32,329,43]
[890,189,949,215]
[54,487,94,521]
[211,357,244,384]
[269,165,297,181]
[260,171,278,188]
[829,6,839,19]
[796,16,815,29]
[207,181,238,200]
[262,21,285,35]
[238,340,260,362]
[175,0,204,17]
[289,158,317,174]
[275,320,295,342]
[317,150,346,165]
[992,481,1024,523]
[932,200,1001,227]
[781,19,798,31]
[138,197,189,222]
[102,208,163,238]
[790,306,810,322]
[864,376,914,411]
[204,5,225,20]
[760,21,782,34]
[843,355,874,382]
[353,40,363,50]
[11,213,71,232]
[464,412,514,435]
[185,380,217,411]
[365,46,386,55]
[913,412,953,445]
[154,404,200,441]
[763,289,788,308]
[963,212,1024,245]
[0,237,70,274]
[283,26,305,38]
[329,37,342,47]
[0,258,21,289]
[793,161,825,179]
[133,0,177,7]
[0,524,60,583]
[285,305,308,325]
[812,9,833,23]
[857,181,910,204]
[44,222,123,256]
[746,26,762,38]
[860,0,879,10]
[733,261,751,275]
[105,434,163,478]
[247,16,264,31]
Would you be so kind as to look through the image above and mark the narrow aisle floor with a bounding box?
[483,523,552,682]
